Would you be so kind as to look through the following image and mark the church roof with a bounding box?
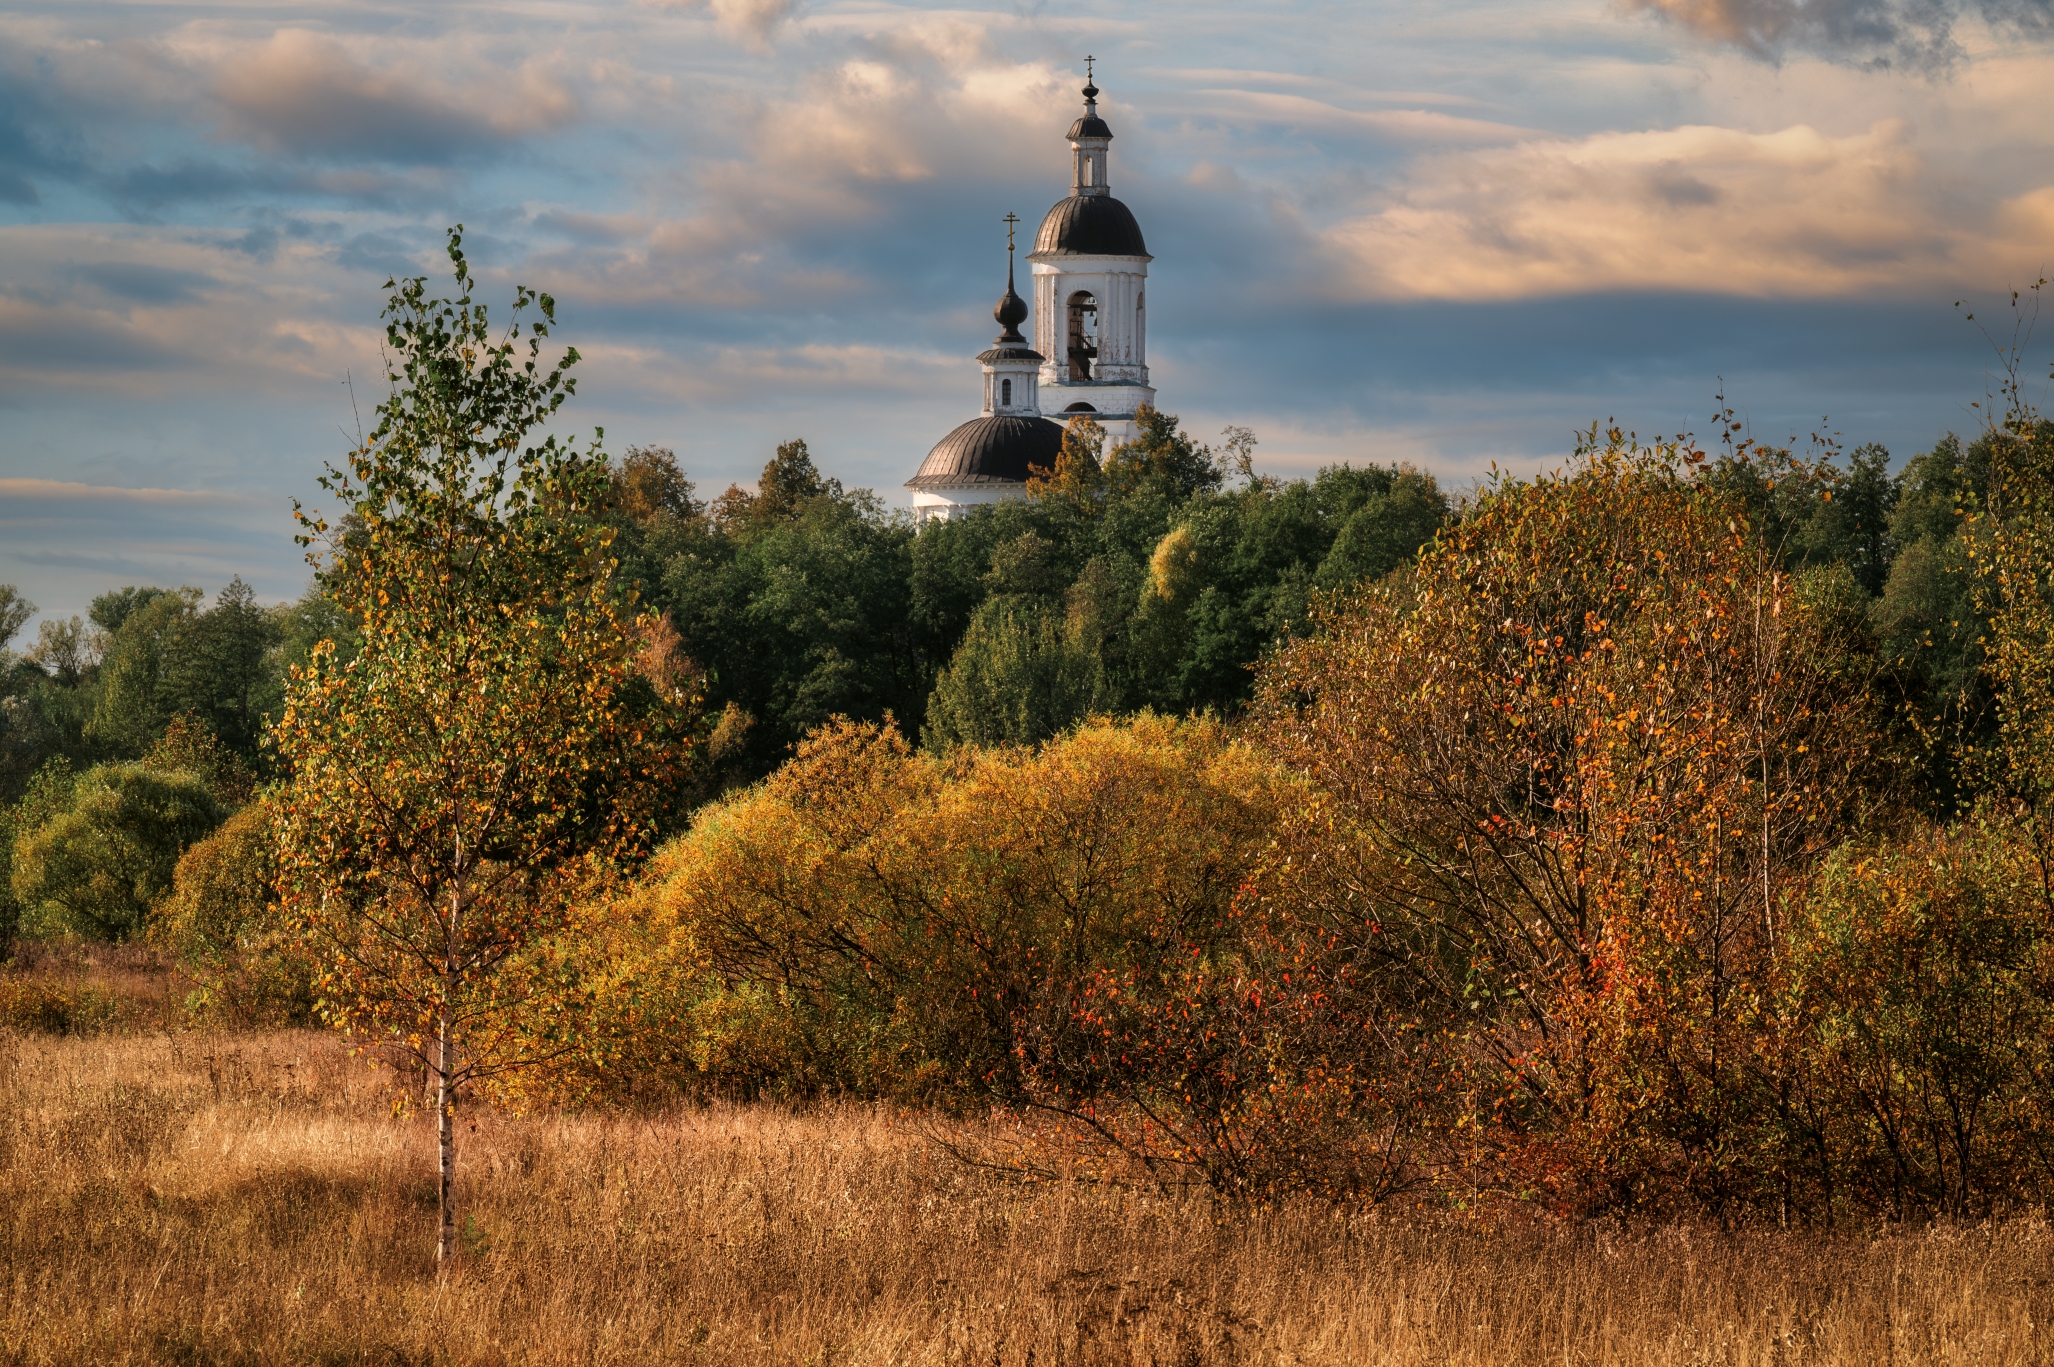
[1031,194,1149,258]
[1068,114,1114,140]
[906,415,1066,489]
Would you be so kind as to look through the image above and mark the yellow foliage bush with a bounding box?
[533,712,1291,1107]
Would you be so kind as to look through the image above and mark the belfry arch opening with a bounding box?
[1066,291,1097,381]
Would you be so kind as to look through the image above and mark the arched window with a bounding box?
[1066,291,1097,382]
[1001,378,1012,406]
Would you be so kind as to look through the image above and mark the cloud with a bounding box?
[642,0,800,49]
[211,30,578,161]
[1626,0,2054,69]
[65,262,219,306]
[0,478,250,505]
[1188,89,1532,145]
[0,225,383,395]
[1319,119,2017,300]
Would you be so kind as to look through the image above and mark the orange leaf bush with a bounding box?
[1246,439,1893,1215]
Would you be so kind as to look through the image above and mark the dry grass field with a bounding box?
[2,952,2051,1366]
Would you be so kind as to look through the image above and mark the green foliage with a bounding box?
[1104,404,1224,502]
[1312,466,1448,592]
[602,411,1446,783]
[9,762,223,941]
[143,714,258,809]
[0,586,31,653]
[0,759,75,944]
[87,588,202,755]
[1784,826,2054,1218]
[90,586,171,635]
[923,600,1097,749]
[86,579,282,761]
[1703,441,1899,594]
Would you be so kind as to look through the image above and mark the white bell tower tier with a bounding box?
[1028,66,1155,441]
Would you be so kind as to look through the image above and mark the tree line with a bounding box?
[5,233,2052,1250]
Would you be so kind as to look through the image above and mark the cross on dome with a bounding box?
[994,214,1028,343]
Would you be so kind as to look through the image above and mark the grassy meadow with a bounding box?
[2,950,2048,1367]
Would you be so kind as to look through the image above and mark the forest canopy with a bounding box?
[7,244,2054,1230]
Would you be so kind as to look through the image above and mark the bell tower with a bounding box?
[1028,60,1155,440]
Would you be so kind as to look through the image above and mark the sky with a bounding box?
[3,0,2054,627]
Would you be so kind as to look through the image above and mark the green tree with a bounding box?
[923,600,1097,750]
[1105,405,1222,502]
[660,486,916,772]
[0,587,31,653]
[90,586,171,635]
[1312,466,1448,592]
[273,228,692,1262]
[175,578,281,756]
[89,581,281,761]
[24,617,100,689]
[0,760,73,944]
[707,438,841,532]
[9,761,223,940]
[87,587,201,756]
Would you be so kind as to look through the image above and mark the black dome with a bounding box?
[1067,114,1113,140]
[1033,195,1148,258]
[994,275,1028,337]
[907,415,1066,489]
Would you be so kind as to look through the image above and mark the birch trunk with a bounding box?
[436,1011,456,1263]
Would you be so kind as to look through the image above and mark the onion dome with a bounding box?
[907,415,1066,488]
[1034,195,1148,257]
[994,271,1028,342]
[1069,74,1113,140]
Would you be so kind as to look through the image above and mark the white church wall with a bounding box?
[910,484,1029,523]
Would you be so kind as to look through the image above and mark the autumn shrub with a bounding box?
[155,799,316,1027]
[1242,439,1890,1217]
[0,974,79,1032]
[542,713,1290,1116]
[1781,822,2054,1219]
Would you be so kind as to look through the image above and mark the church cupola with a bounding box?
[1068,79,1113,196]
[978,216,1042,418]
[904,215,1067,524]
[1028,58,1155,440]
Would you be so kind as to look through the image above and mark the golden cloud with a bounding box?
[1319,118,2042,300]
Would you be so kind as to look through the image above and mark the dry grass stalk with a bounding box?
[2,1026,2048,1366]
[0,942,186,1035]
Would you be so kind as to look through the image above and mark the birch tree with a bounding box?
[274,228,692,1262]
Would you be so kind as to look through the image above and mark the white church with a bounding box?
[906,69,1155,523]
